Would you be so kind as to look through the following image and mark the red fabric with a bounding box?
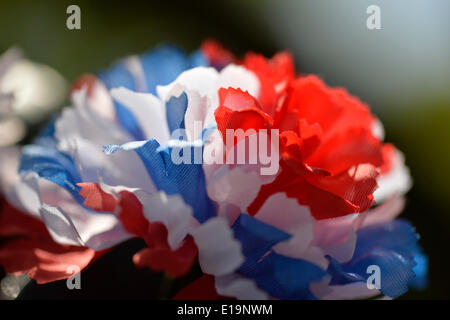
[201,39,236,69]
[380,143,396,174]
[0,200,96,284]
[78,182,117,212]
[117,190,149,238]
[76,186,198,278]
[133,228,198,278]
[116,191,198,278]
[216,88,273,142]
[214,71,385,219]
[173,275,233,300]
[244,51,295,117]
[70,73,97,95]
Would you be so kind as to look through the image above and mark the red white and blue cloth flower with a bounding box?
[0,40,427,299]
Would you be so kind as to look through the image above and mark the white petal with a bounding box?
[215,274,269,300]
[23,175,131,250]
[85,78,115,122]
[157,67,219,103]
[7,173,42,219]
[192,217,244,276]
[123,55,147,92]
[360,195,405,227]
[255,193,313,234]
[0,146,20,195]
[218,64,260,98]
[110,87,170,143]
[207,166,263,212]
[56,88,130,151]
[140,191,198,250]
[312,214,360,264]
[183,88,211,141]
[311,280,381,300]
[39,204,84,246]
[372,118,385,141]
[374,148,412,203]
[72,137,156,192]
[321,230,357,263]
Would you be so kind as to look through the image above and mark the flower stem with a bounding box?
[158,274,174,300]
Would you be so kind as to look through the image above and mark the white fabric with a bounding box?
[192,217,244,276]
[374,148,412,203]
[141,191,198,250]
[110,87,170,143]
[215,274,269,300]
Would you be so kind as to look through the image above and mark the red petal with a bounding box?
[117,191,149,238]
[282,75,343,133]
[298,119,322,159]
[77,182,117,212]
[116,192,198,278]
[306,127,383,175]
[134,223,198,278]
[201,39,236,69]
[0,200,96,284]
[249,162,378,219]
[71,73,97,96]
[307,164,379,214]
[215,88,273,150]
[380,143,396,174]
[322,87,375,140]
[244,51,295,116]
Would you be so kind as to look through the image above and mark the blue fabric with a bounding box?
[113,103,146,141]
[98,45,208,141]
[33,118,58,148]
[189,49,209,69]
[19,145,84,204]
[272,253,327,299]
[102,88,215,223]
[17,45,210,211]
[232,214,291,262]
[166,92,188,135]
[140,45,192,95]
[327,219,425,298]
[104,136,215,223]
[231,214,325,299]
[410,249,428,290]
[98,58,145,141]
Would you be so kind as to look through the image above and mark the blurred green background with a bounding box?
[0,0,449,299]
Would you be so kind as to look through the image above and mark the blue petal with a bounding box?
[232,214,291,263]
[231,214,325,299]
[327,219,426,298]
[98,58,145,141]
[33,118,58,148]
[189,50,209,68]
[410,249,429,290]
[19,145,84,204]
[98,45,208,142]
[104,135,215,223]
[139,45,191,95]
[114,102,146,141]
[273,254,327,298]
[98,61,136,91]
[166,92,188,134]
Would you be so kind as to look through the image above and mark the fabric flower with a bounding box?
[0,41,426,299]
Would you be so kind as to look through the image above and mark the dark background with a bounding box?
[0,0,449,299]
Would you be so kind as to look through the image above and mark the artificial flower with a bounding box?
[0,40,426,299]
